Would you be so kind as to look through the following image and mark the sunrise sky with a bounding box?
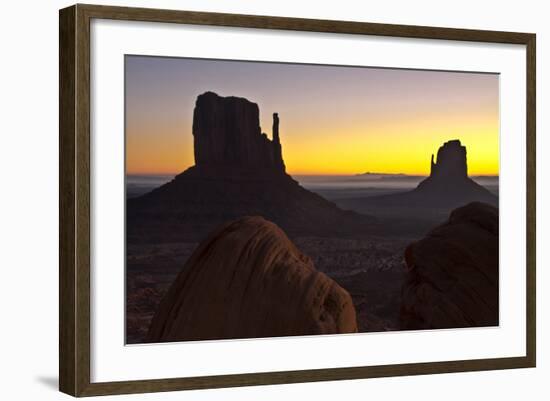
[125,56,499,176]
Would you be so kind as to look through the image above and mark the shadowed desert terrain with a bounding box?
[126,92,499,344]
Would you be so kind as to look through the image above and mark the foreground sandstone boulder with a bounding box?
[147,216,358,342]
[400,202,499,329]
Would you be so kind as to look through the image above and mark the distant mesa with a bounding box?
[414,139,497,204]
[345,139,497,210]
[355,172,407,177]
[147,216,358,342]
[127,92,374,243]
[400,202,499,329]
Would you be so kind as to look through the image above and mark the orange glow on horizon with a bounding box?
[125,58,499,177]
[126,124,499,177]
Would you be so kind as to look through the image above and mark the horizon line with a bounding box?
[126,171,500,177]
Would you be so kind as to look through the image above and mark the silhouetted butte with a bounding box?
[127,92,373,243]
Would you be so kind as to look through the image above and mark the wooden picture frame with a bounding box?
[59,3,536,397]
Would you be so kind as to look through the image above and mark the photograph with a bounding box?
[125,55,500,344]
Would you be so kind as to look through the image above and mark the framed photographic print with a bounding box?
[59,4,536,397]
